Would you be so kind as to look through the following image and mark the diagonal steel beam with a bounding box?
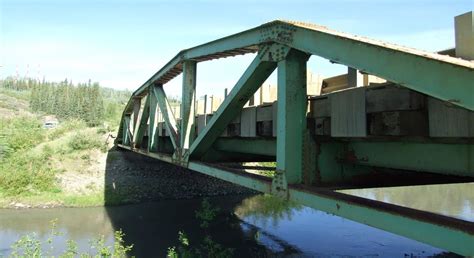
[153,84,179,149]
[188,51,277,159]
[133,95,149,148]
[282,24,474,110]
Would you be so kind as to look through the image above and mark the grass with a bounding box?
[69,130,104,151]
[0,114,111,207]
[0,87,124,208]
[0,190,106,207]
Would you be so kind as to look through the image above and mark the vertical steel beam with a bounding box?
[123,115,131,146]
[276,49,310,185]
[153,84,179,149]
[181,60,197,150]
[188,52,277,159]
[148,87,159,152]
[131,98,141,138]
[133,95,149,148]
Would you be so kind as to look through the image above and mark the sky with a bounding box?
[0,0,472,97]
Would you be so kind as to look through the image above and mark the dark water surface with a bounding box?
[2,184,471,257]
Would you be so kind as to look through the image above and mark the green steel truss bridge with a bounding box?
[115,20,474,255]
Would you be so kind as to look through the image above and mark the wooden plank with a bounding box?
[369,111,428,136]
[321,74,348,94]
[256,104,273,121]
[366,86,425,113]
[240,106,257,137]
[428,97,474,137]
[330,87,367,137]
[309,97,330,117]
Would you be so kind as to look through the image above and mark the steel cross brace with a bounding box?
[186,43,292,161]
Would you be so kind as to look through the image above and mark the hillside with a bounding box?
[0,88,115,207]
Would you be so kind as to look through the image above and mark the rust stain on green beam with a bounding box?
[289,186,474,256]
[210,137,474,178]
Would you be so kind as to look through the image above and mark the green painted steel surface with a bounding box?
[213,138,276,156]
[188,161,272,193]
[133,95,149,147]
[290,188,474,256]
[344,141,474,177]
[213,137,474,178]
[121,144,474,256]
[148,87,158,152]
[188,52,277,159]
[286,26,474,110]
[131,21,473,110]
[114,21,474,256]
[180,60,197,150]
[276,49,310,184]
[153,84,179,149]
[122,116,131,146]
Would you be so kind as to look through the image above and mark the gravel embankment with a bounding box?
[104,148,256,204]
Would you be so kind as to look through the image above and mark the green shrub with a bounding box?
[0,116,45,154]
[96,126,108,135]
[48,119,86,139]
[0,116,57,196]
[69,131,103,151]
[11,220,133,257]
[0,152,57,196]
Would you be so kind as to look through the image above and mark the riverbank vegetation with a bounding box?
[10,219,133,257]
[0,77,130,208]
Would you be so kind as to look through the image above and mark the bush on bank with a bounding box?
[0,115,106,198]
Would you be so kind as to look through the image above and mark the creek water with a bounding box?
[1,183,472,257]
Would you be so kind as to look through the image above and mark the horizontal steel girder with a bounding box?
[213,138,473,177]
